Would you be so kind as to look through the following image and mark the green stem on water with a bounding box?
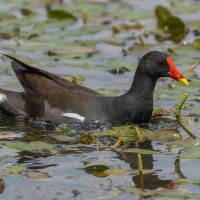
[175,93,197,139]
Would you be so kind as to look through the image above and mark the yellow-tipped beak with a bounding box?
[178,78,189,86]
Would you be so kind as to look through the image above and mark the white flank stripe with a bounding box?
[62,113,85,122]
[0,93,7,103]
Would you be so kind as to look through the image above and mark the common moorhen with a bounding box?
[0,51,188,129]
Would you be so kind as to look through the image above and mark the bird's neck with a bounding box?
[127,71,157,99]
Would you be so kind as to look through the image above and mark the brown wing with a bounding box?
[3,54,102,113]
[4,54,101,95]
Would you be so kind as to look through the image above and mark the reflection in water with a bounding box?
[175,157,186,179]
[117,141,170,190]
[0,116,199,199]
[0,178,5,194]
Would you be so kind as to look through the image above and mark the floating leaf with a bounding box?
[95,168,128,177]
[27,171,50,179]
[48,9,77,21]
[0,146,18,158]
[0,32,13,40]
[168,138,198,149]
[180,143,200,159]
[155,5,172,28]
[154,5,186,42]
[0,13,16,20]
[84,165,109,175]
[47,46,96,56]
[93,126,181,143]
[0,165,24,176]
[164,16,186,42]
[96,88,120,96]
[179,179,200,184]
[20,8,36,16]
[108,67,130,75]
[77,134,96,144]
[27,33,39,40]
[124,148,160,155]
[118,6,153,21]
[0,141,54,151]
[28,141,54,150]
[7,165,24,175]
[50,134,74,142]
[193,38,200,49]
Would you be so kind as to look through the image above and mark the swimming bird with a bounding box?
[0,51,188,129]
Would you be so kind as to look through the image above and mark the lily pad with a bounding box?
[180,143,200,160]
[0,165,24,176]
[84,165,109,176]
[124,148,160,155]
[27,171,50,179]
[50,134,74,142]
[108,67,130,75]
[193,38,200,49]
[96,88,120,96]
[0,32,14,40]
[93,125,181,142]
[20,8,36,16]
[48,46,97,56]
[0,141,54,151]
[167,138,198,149]
[164,16,186,42]
[77,134,97,144]
[155,5,186,42]
[155,5,172,28]
[179,179,200,184]
[48,9,77,21]
[95,168,128,177]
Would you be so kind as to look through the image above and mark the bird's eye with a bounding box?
[157,60,164,66]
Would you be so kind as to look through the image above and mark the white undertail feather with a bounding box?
[0,93,7,103]
[62,113,85,122]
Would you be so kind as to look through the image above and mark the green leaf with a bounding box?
[96,88,120,96]
[28,141,54,150]
[0,146,18,158]
[143,129,182,141]
[179,179,200,184]
[154,5,186,42]
[84,165,109,175]
[95,168,128,177]
[168,138,198,149]
[48,9,77,21]
[193,38,200,49]
[93,126,181,143]
[77,134,96,144]
[164,16,186,42]
[48,46,96,56]
[0,32,14,40]
[0,165,24,176]
[20,8,36,16]
[124,148,160,155]
[180,143,200,159]
[155,5,172,28]
[0,141,54,151]
[50,134,74,142]
[108,67,130,75]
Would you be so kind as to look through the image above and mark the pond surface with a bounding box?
[0,0,200,199]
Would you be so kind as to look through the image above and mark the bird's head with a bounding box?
[138,51,188,86]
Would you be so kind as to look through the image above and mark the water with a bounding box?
[0,0,200,199]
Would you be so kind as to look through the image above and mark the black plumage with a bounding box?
[0,51,188,129]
